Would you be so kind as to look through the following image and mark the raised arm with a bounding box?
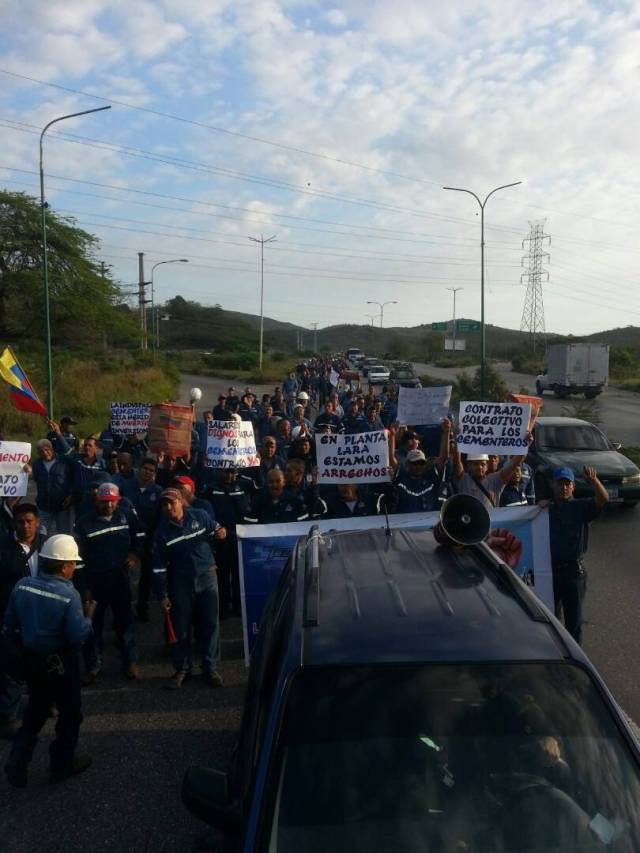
[434,418,452,472]
[583,466,609,508]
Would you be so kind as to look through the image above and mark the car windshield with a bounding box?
[261,663,640,853]
[395,371,415,379]
[369,365,384,372]
[537,425,610,452]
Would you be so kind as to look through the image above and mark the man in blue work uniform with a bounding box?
[47,415,77,457]
[153,488,226,689]
[389,419,451,514]
[71,436,106,507]
[245,469,309,524]
[0,503,48,736]
[207,468,250,618]
[3,535,94,787]
[121,458,163,623]
[74,482,143,681]
[547,466,608,644]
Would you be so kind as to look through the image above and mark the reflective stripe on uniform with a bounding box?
[85,524,130,538]
[19,585,71,604]
[397,482,434,497]
[165,527,206,547]
[153,568,167,574]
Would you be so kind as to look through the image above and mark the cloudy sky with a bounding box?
[1,0,639,336]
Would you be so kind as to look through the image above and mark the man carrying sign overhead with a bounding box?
[452,435,533,511]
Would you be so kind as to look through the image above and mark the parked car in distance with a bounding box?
[361,356,380,375]
[345,347,364,366]
[390,363,421,388]
[182,522,640,852]
[530,416,640,505]
[367,364,390,384]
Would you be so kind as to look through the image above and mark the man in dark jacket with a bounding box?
[245,470,309,524]
[74,483,143,681]
[32,428,72,535]
[3,534,94,787]
[0,504,47,736]
[208,469,250,618]
[153,489,226,689]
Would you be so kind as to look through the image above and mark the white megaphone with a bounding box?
[189,387,203,404]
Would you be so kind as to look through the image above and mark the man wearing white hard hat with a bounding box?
[452,440,532,512]
[3,534,95,788]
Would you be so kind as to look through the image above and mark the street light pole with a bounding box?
[248,234,276,371]
[40,105,111,417]
[366,300,398,328]
[150,259,189,352]
[446,287,463,353]
[443,181,521,396]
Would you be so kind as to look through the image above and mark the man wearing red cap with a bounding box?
[153,488,226,689]
[74,482,144,681]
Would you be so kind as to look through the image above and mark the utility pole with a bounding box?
[138,252,148,351]
[311,322,318,353]
[443,180,522,396]
[101,262,108,353]
[446,287,463,353]
[248,234,276,371]
[520,221,550,352]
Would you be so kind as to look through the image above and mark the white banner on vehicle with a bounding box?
[397,385,452,425]
[205,420,259,469]
[0,441,30,497]
[315,429,391,484]
[457,401,531,455]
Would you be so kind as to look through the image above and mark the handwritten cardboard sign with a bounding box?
[315,430,391,483]
[205,420,260,469]
[110,402,151,436]
[457,401,531,455]
[397,385,452,425]
[0,441,30,496]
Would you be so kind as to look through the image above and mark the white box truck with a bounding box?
[536,343,609,399]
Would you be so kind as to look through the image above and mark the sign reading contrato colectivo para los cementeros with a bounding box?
[457,401,531,455]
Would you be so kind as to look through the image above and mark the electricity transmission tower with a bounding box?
[520,221,550,352]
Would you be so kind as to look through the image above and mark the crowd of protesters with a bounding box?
[0,351,609,784]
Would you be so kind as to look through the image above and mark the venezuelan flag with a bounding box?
[0,347,48,417]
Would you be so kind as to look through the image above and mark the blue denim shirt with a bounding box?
[152,508,217,599]
[3,573,92,652]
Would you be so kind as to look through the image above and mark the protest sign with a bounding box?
[315,430,391,484]
[508,393,543,428]
[236,505,553,662]
[0,441,30,497]
[397,385,452,425]
[146,404,193,457]
[110,402,151,436]
[205,420,259,469]
[457,401,531,455]
[329,368,340,388]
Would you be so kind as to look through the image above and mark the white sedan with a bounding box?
[367,364,390,384]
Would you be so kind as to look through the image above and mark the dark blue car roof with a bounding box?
[293,527,568,667]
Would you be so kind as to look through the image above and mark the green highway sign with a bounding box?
[455,321,481,332]
[431,322,448,331]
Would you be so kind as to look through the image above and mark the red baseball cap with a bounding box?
[96,483,121,502]
[172,475,195,491]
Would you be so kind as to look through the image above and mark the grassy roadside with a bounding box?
[176,350,285,383]
[0,353,179,444]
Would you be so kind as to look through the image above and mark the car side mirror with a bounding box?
[182,766,242,832]
[611,441,622,451]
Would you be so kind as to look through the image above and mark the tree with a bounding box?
[0,190,137,345]
[456,362,508,402]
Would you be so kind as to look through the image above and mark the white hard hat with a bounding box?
[189,387,203,402]
[466,453,490,462]
[229,413,241,422]
[297,391,309,401]
[39,535,80,562]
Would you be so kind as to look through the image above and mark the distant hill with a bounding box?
[160,299,640,359]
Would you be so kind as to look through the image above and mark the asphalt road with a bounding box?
[413,360,640,446]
